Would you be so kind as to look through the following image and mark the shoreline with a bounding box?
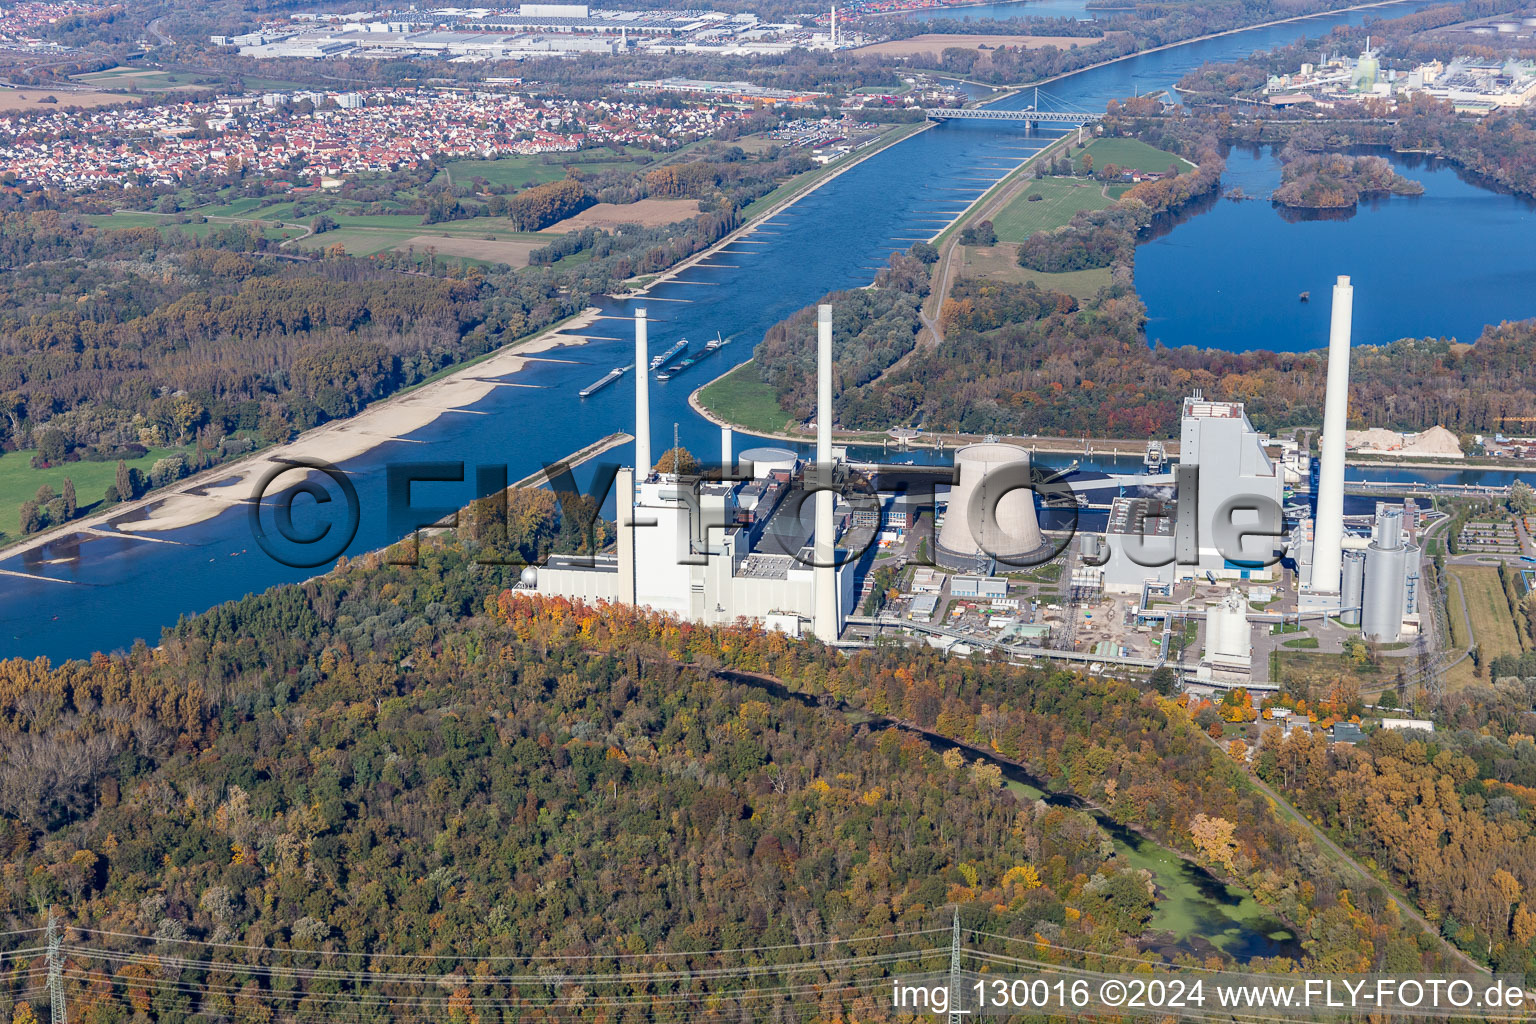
[0,309,602,563]
[952,0,1418,101]
[2,124,940,569]
[621,120,935,299]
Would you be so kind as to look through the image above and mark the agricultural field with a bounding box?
[72,67,216,91]
[441,147,656,187]
[1075,138,1195,175]
[1450,565,1524,675]
[0,89,127,111]
[550,199,701,231]
[295,214,554,258]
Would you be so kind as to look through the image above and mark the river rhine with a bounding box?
[5,0,1531,663]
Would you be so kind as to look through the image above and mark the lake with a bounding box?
[1136,144,1536,352]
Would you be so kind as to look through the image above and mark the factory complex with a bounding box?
[221,3,850,61]
[1265,38,1536,113]
[532,278,1440,692]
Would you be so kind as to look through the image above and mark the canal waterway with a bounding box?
[5,0,1527,663]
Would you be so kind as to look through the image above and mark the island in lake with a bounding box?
[1271,151,1425,210]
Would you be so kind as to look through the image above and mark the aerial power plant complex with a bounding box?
[532,304,857,640]
[534,278,1430,685]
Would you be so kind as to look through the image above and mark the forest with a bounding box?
[752,250,930,423]
[0,214,487,524]
[0,500,1477,1024]
[824,275,1536,439]
[1257,677,1536,973]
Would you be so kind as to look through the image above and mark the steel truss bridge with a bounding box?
[922,107,1102,124]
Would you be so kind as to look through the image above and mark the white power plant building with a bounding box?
[1099,390,1284,592]
[1179,393,1286,579]
[532,304,854,639]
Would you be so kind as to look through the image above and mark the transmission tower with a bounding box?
[47,910,65,1024]
[948,906,963,1024]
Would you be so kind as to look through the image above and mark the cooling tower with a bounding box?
[1340,549,1365,626]
[937,443,1045,569]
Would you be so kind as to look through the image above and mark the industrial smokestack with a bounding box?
[830,4,837,47]
[813,304,838,643]
[634,308,651,479]
[1311,276,1351,594]
[721,426,733,475]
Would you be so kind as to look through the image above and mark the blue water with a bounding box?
[7,0,1522,663]
[1136,145,1536,352]
[895,0,1097,22]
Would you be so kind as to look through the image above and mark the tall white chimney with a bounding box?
[721,426,733,475]
[634,308,651,479]
[830,4,837,47]
[1312,276,1352,594]
[813,304,838,643]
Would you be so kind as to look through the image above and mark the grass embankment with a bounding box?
[0,446,189,542]
[944,136,1187,301]
[694,361,793,436]
[991,176,1125,242]
[1450,565,1524,672]
[1073,137,1195,175]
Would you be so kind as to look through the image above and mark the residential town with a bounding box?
[0,0,109,40]
[0,87,748,190]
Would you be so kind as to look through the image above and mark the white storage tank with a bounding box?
[1340,549,1366,626]
[737,446,798,480]
[1204,589,1251,667]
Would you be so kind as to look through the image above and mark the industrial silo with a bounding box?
[1340,549,1366,626]
[937,443,1044,569]
[1204,590,1251,669]
[1362,508,1408,643]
